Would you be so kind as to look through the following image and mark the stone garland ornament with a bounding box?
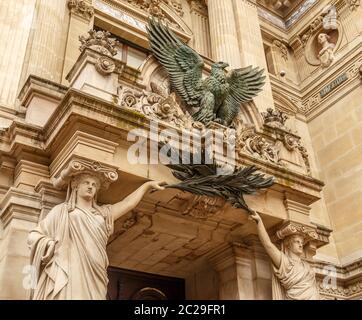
[147,17,265,127]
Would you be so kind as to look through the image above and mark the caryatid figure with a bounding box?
[28,170,165,300]
[250,211,320,300]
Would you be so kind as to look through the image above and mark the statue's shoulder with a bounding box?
[44,203,68,220]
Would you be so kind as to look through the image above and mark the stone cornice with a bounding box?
[0,188,42,227]
[314,258,362,299]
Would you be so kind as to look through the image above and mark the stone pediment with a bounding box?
[94,0,192,42]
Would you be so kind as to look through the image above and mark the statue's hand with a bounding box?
[146,181,167,192]
[249,210,262,224]
[42,240,57,265]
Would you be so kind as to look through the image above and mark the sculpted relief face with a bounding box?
[74,174,100,201]
[285,234,304,256]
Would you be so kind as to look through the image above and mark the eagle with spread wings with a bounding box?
[147,18,266,127]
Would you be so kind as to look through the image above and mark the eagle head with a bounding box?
[213,61,229,70]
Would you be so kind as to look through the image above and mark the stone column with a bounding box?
[19,0,69,86]
[206,0,241,68]
[232,0,275,112]
[208,242,272,300]
[0,0,37,108]
[187,0,211,58]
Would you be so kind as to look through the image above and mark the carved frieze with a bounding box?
[118,86,205,130]
[127,0,184,20]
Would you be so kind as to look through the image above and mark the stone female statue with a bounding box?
[27,172,165,300]
[250,211,320,300]
[318,33,335,68]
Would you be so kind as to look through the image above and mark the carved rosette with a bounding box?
[79,30,119,57]
[52,159,119,190]
[68,0,94,20]
[95,56,116,75]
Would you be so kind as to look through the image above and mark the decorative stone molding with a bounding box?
[300,53,362,117]
[275,221,318,242]
[79,30,119,57]
[166,0,184,16]
[68,0,94,20]
[262,107,289,128]
[273,40,288,61]
[236,126,279,164]
[347,0,360,11]
[187,0,208,16]
[52,159,119,190]
[315,258,362,299]
[318,280,362,299]
[95,56,117,75]
[180,195,226,220]
[127,0,184,20]
[282,133,311,174]
[118,86,205,130]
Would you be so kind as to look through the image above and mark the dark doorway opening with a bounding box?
[107,267,185,300]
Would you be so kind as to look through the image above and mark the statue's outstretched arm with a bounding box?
[250,211,282,269]
[110,181,166,221]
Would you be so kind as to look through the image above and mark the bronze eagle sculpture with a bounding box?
[147,18,266,126]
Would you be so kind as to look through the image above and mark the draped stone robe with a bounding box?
[272,252,320,300]
[28,203,114,300]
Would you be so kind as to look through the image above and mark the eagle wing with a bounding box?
[147,18,204,107]
[218,66,266,125]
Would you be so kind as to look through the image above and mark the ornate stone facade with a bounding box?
[0,0,361,301]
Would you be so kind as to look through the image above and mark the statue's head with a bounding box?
[212,61,229,70]
[284,234,304,256]
[71,173,101,201]
[318,33,330,44]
